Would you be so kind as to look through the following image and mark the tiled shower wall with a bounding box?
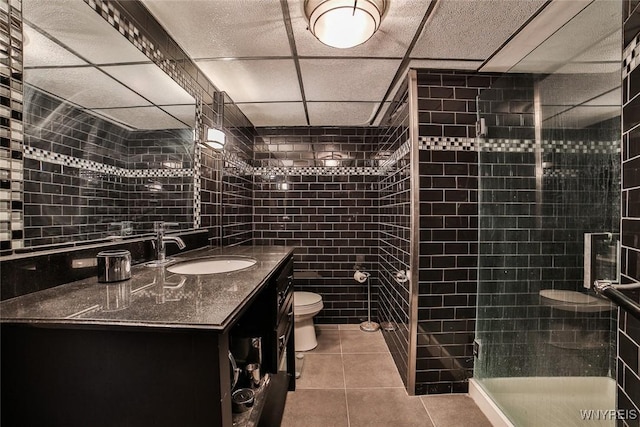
[253,127,381,324]
[619,2,640,421]
[414,70,494,394]
[475,73,619,387]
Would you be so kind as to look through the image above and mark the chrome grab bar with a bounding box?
[593,280,640,321]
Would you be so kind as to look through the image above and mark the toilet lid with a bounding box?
[294,291,322,307]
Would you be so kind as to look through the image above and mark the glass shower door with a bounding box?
[474,1,621,425]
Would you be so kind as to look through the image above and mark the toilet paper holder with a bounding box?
[353,270,370,283]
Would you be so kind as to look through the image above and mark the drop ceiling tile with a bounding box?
[510,0,620,74]
[307,102,379,126]
[94,106,190,130]
[239,102,307,127]
[410,0,546,60]
[573,31,621,63]
[288,0,432,57]
[24,0,149,65]
[196,59,301,103]
[24,23,87,67]
[142,0,290,58]
[100,63,194,106]
[300,58,400,101]
[26,67,151,109]
[160,105,197,127]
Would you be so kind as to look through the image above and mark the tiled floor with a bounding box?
[281,325,494,427]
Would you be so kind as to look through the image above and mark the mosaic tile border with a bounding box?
[224,151,253,176]
[380,140,410,169]
[624,33,640,78]
[193,103,202,229]
[478,138,620,154]
[253,166,383,176]
[0,0,22,252]
[24,146,193,178]
[84,0,196,98]
[418,136,476,151]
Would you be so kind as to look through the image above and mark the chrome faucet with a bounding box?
[153,221,186,263]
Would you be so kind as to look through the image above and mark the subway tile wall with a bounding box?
[476,74,619,393]
[222,98,255,247]
[378,79,412,387]
[414,70,494,394]
[253,127,381,324]
[22,88,194,246]
[620,2,640,423]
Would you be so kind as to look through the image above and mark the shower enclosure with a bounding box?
[473,1,622,425]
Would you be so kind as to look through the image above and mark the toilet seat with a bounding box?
[294,291,323,316]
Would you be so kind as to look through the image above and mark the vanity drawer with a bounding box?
[276,300,293,362]
[277,284,293,321]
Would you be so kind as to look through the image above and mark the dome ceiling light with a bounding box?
[304,0,387,49]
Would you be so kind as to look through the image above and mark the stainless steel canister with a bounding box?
[97,250,132,283]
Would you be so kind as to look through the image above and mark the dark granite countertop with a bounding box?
[0,246,295,331]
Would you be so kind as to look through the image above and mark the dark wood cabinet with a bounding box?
[1,253,295,427]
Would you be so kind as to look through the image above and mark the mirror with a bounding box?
[21,0,196,248]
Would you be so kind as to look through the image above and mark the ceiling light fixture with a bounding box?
[205,127,226,150]
[204,91,227,150]
[304,0,387,49]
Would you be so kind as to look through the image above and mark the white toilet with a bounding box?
[293,291,324,351]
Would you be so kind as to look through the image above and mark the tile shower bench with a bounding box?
[1,245,296,427]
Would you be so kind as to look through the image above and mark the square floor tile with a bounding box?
[343,353,404,388]
[421,394,493,427]
[281,389,348,427]
[339,324,362,330]
[309,329,341,354]
[347,388,433,427]
[296,354,345,389]
[316,324,339,330]
[340,330,388,354]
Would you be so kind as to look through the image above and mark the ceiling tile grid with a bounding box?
[196,59,302,103]
[410,0,547,60]
[142,0,291,58]
[300,58,401,101]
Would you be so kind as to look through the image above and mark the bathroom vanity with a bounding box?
[0,245,295,427]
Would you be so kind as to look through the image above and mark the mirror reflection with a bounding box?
[22,0,196,248]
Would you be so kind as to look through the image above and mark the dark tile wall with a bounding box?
[414,70,494,394]
[253,127,381,324]
[22,88,194,246]
[127,129,194,233]
[620,3,640,424]
[475,73,619,401]
[222,97,255,247]
[378,80,412,388]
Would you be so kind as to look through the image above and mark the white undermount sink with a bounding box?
[166,257,257,275]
